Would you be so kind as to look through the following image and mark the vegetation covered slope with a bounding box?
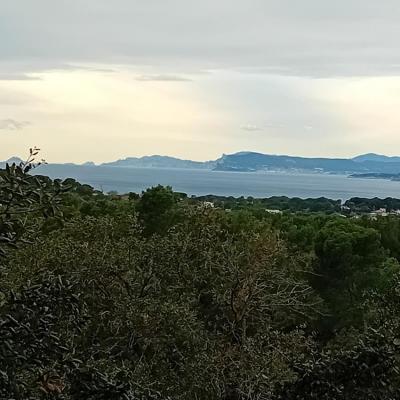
[1,154,400,399]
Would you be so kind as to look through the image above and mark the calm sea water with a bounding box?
[36,165,400,200]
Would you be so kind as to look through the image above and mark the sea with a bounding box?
[35,165,400,200]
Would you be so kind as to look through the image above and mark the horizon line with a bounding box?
[2,150,399,166]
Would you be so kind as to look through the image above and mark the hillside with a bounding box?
[101,155,216,169]
[214,152,400,174]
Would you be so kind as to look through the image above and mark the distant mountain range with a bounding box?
[102,155,216,169]
[213,152,400,174]
[2,152,400,175]
[352,153,400,163]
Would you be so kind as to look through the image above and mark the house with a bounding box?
[369,208,388,219]
[265,209,283,214]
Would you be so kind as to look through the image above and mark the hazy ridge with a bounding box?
[2,151,400,175]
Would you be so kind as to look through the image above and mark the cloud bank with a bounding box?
[2,0,400,77]
[2,1,400,162]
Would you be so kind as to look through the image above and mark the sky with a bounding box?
[1,0,400,163]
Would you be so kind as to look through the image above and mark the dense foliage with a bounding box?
[1,158,400,399]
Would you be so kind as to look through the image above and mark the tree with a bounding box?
[137,185,179,235]
[280,327,400,400]
[0,148,67,261]
[313,219,386,328]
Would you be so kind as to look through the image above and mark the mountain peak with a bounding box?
[353,153,400,163]
[5,156,23,164]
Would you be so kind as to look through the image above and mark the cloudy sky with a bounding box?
[1,0,400,163]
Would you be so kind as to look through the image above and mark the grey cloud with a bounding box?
[136,74,192,82]
[0,73,40,81]
[264,122,286,129]
[0,119,30,130]
[2,0,400,77]
[0,62,114,83]
[241,124,262,132]
[59,64,116,73]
